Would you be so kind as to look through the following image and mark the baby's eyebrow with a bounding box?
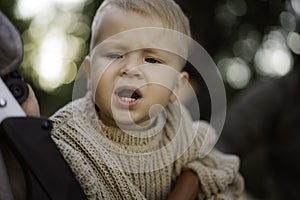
[143,48,158,53]
[143,48,172,56]
[139,48,156,53]
[96,38,175,57]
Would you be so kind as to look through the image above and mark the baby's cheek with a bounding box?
[141,64,179,89]
[149,85,173,104]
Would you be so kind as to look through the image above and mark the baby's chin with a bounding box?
[116,120,152,131]
[113,118,154,131]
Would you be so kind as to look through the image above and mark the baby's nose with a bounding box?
[120,54,143,79]
[120,66,143,79]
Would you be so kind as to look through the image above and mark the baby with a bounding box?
[50,0,244,199]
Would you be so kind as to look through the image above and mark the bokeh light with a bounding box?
[291,0,300,15]
[15,0,87,19]
[287,32,300,54]
[14,0,90,92]
[280,11,296,32]
[15,0,53,19]
[226,0,247,17]
[233,29,261,62]
[254,29,293,77]
[218,57,251,89]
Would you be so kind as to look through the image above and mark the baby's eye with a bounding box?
[107,53,123,59]
[145,57,162,64]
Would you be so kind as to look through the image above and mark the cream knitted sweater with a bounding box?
[50,93,244,200]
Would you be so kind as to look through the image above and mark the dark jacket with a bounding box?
[217,67,300,200]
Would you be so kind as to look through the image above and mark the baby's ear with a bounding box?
[82,55,91,79]
[169,71,189,103]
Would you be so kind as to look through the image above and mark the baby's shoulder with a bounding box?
[182,120,218,159]
[50,97,87,127]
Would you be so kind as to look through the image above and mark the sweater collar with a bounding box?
[98,114,165,148]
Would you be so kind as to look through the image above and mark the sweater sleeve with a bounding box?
[174,121,244,200]
[185,149,244,200]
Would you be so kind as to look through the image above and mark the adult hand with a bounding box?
[21,84,40,116]
[167,170,199,200]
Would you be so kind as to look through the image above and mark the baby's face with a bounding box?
[86,5,188,130]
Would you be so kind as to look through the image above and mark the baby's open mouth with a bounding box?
[116,88,142,103]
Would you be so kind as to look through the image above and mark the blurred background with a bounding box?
[2,0,299,115]
[1,0,299,198]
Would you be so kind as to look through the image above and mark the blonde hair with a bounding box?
[90,0,191,50]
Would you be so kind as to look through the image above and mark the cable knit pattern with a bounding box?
[50,92,244,199]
